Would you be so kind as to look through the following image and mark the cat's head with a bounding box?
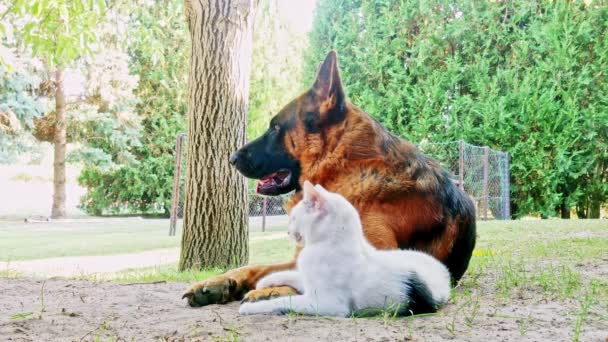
[287,180,362,246]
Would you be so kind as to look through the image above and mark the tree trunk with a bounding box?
[51,68,67,219]
[588,201,600,219]
[560,201,570,219]
[179,0,256,270]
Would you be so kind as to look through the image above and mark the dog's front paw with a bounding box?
[182,276,237,307]
[242,286,296,303]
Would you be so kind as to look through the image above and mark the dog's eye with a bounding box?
[274,124,280,132]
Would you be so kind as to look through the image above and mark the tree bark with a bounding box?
[588,201,600,219]
[51,68,67,219]
[560,201,570,219]
[179,0,256,270]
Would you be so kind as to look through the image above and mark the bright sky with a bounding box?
[277,0,317,33]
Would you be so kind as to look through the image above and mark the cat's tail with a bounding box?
[351,271,449,318]
[397,269,451,316]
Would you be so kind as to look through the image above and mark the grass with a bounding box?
[78,237,294,283]
[446,219,608,341]
[2,218,607,340]
[0,219,181,261]
[0,218,287,261]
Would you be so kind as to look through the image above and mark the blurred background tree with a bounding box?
[1,0,606,219]
[78,0,188,216]
[5,0,108,218]
[79,0,306,216]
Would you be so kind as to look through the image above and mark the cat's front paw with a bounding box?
[239,302,289,316]
[238,302,256,315]
[239,302,273,315]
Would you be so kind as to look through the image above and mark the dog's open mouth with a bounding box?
[256,169,292,195]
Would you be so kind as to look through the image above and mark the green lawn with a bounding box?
[75,236,295,284]
[3,218,608,313]
[0,218,287,261]
[92,219,608,340]
[2,218,606,340]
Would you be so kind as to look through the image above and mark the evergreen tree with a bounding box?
[305,0,608,218]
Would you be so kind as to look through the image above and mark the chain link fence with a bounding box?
[418,140,510,220]
[248,194,290,217]
[169,135,510,234]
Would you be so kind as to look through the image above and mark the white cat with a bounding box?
[239,181,451,317]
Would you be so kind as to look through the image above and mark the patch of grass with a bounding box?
[3,218,608,338]
[0,218,289,261]
[10,312,33,320]
[572,281,598,342]
[533,264,581,299]
[103,264,224,283]
[73,238,294,283]
[526,237,608,263]
[0,219,182,261]
[447,220,608,339]
[249,238,293,264]
[0,268,22,278]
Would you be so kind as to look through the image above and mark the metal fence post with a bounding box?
[482,146,489,220]
[262,197,267,232]
[458,140,465,191]
[505,152,511,219]
[169,134,185,236]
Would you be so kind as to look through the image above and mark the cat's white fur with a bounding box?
[239,181,451,317]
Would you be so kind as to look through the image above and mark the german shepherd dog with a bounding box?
[183,51,476,307]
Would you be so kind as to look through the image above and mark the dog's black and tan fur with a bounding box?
[183,51,476,307]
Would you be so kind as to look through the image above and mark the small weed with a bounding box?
[572,281,599,342]
[10,312,33,320]
[533,264,581,299]
[516,311,533,336]
[0,266,21,279]
[495,259,527,297]
[463,294,481,328]
[211,326,240,342]
[445,314,457,337]
[493,313,534,336]
[79,317,116,341]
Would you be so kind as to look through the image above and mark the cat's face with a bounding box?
[288,181,360,246]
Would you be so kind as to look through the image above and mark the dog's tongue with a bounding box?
[256,170,290,194]
[256,177,274,194]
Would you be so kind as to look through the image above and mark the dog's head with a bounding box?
[229,51,347,195]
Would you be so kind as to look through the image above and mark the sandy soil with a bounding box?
[1,278,606,342]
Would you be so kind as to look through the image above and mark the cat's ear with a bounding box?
[303,181,325,210]
[313,184,327,193]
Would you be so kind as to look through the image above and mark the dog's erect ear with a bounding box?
[303,181,326,211]
[312,51,345,111]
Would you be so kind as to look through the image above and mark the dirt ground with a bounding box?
[1,278,605,342]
